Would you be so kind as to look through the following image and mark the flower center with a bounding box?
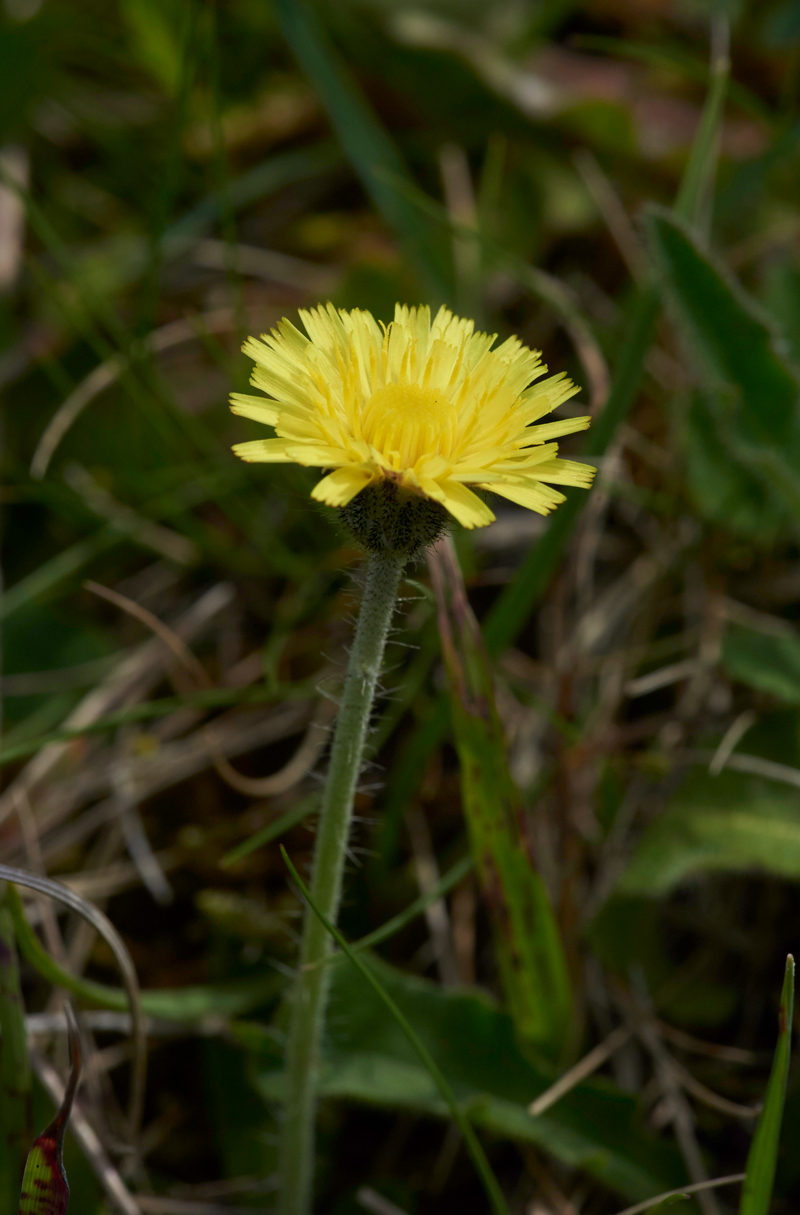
[360,382,457,468]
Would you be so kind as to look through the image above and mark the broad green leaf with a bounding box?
[17,1008,81,1215]
[0,892,31,1214]
[740,956,795,1215]
[618,770,800,896]
[763,261,800,367]
[645,209,800,531]
[685,392,788,542]
[247,954,684,1203]
[723,626,800,703]
[428,540,572,1059]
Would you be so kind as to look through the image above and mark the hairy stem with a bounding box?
[281,551,405,1215]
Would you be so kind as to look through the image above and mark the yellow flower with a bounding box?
[231,303,595,530]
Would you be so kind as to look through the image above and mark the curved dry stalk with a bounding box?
[0,582,235,830]
[0,865,146,1147]
[83,581,210,688]
[208,698,335,797]
[529,1024,632,1116]
[669,1056,761,1120]
[83,576,333,800]
[611,1174,746,1215]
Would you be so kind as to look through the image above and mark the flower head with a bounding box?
[231,303,595,539]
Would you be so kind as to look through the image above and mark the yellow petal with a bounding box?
[229,393,281,425]
[436,481,496,529]
[232,438,297,463]
[234,438,351,467]
[533,457,597,487]
[481,480,566,515]
[311,467,375,506]
[519,416,591,445]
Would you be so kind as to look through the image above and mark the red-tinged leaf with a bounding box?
[427,536,572,1060]
[18,1006,81,1215]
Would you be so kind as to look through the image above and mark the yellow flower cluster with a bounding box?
[231,303,595,529]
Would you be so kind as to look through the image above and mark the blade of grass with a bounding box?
[739,955,795,1215]
[673,14,730,233]
[162,140,343,256]
[276,855,475,979]
[483,282,660,656]
[354,854,474,953]
[280,847,511,1215]
[220,793,321,868]
[6,885,280,1020]
[572,34,768,122]
[0,526,120,624]
[0,886,32,1213]
[271,0,451,301]
[0,679,318,768]
[611,1175,746,1215]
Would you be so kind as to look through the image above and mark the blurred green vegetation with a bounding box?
[3,0,800,1212]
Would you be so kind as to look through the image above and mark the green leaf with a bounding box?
[617,770,800,896]
[740,956,795,1215]
[249,953,684,1203]
[17,1006,80,1215]
[645,209,800,530]
[684,392,788,542]
[723,626,800,703]
[281,848,511,1215]
[763,261,800,367]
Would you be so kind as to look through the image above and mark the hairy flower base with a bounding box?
[339,480,451,556]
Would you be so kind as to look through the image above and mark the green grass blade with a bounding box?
[354,854,474,954]
[6,882,280,1020]
[0,528,120,624]
[740,954,795,1215]
[0,888,32,1213]
[484,284,660,656]
[0,679,320,768]
[280,848,512,1215]
[673,15,729,230]
[572,34,770,122]
[271,0,451,300]
[162,141,342,255]
[220,793,321,868]
[429,540,572,1057]
[645,208,800,526]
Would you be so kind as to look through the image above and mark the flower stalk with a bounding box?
[281,550,405,1215]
